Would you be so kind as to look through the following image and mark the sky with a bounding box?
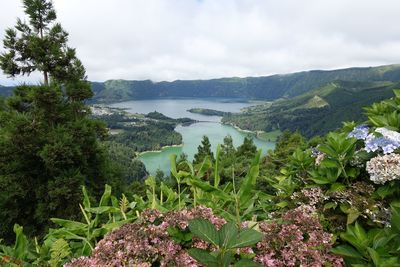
[1,0,400,85]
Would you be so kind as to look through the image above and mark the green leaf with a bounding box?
[49,239,71,267]
[328,183,346,193]
[170,154,178,178]
[238,150,261,208]
[347,209,361,225]
[331,245,364,259]
[376,185,396,199]
[85,206,120,214]
[12,224,28,259]
[189,219,220,246]
[320,159,339,168]
[81,186,91,209]
[99,184,112,207]
[229,228,263,248]
[234,259,262,267]
[50,218,87,231]
[323,202,337,210]
[354,221,367,243]
[219,222,238,248]
[214,144,221,187]
[391,205,400,232]
[188,248,218,267]
[366,247,381,266]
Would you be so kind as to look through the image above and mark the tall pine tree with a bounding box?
[193,135,215,164]
[0,0,85,85]
[0,0,124,242]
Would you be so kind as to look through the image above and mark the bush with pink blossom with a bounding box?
[254,206,344,267]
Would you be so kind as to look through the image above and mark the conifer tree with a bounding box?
[0,0,85,85]
[193,135,215,164]
[0,0,123,242]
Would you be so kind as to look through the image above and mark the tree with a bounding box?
[193,136,214,164]
[0,0,85,85]
[0,0,124,243]
[236,137,257,159]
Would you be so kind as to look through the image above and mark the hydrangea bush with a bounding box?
[65,206,225,266]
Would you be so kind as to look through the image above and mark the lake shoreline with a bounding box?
[138,144,184,156]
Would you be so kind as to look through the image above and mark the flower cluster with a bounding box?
[65,206,225,267]
[254,206,343,267]
[291,187,325,207]
[365,128,400,154]
[366,153,400,184]
[348,124,370,140]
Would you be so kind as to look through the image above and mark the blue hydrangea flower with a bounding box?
[365,133,400,154]
[348,125,370,140]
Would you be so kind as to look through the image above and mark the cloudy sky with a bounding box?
[1,0,400,85]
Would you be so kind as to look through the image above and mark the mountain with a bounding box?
[89,64,400,103]
[222,80,398,137]
[0,85,14,97]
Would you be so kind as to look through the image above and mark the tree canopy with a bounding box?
[0,0,85,85]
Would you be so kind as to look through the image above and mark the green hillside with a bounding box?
[89,64,400,103]
[222,80,398,137]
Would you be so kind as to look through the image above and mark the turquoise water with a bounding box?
[140,122,275,175]
[110,98,275,175]
[110,98,253,122]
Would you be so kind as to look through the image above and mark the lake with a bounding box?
[110,98,275,174]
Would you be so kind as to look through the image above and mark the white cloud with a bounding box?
[1,0,400,85]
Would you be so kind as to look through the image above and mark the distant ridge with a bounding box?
[90,64,400,103]
[222,80,399,137]
[2,64,400,102]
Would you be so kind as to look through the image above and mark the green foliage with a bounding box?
[188,219,262,267]
[194,135,215,165]
[311,132,358,185]
[365,89,400,130]
[0,85,124,241]
[223,80,397,137]
[0,0,85,85]
[332,205,400,266]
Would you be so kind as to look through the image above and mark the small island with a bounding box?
[187,108,232,116]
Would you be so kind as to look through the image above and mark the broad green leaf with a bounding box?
[219,222,238,248]
[391,205,400,232]
[219,250,233,267]
[229,228,263,248]
[238,150,261,208]
[323,202,337,210]
[214,144,221,188]
[99,184,112,207]
[196,156,212,179]
[188,248,218,267]
[170,154,178,178]
[189,219,220,246]
[81,186,91,209]
[13,224,28,259]
[50,218,87,232]
[85,206,120,214]
[234,259,262,267]
[346,209,361,225]
[354,221,367,243]
[331,245,364,259]
[366,247,381,266]
[328,183,346,193]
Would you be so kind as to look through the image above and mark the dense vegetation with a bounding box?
[2,1,400,267]
[188,108,232,117]
[86,64,400,103]
[0,0,134,243]
[92,107,193,152]
[2,90,400,266]
[223,80,397,137]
